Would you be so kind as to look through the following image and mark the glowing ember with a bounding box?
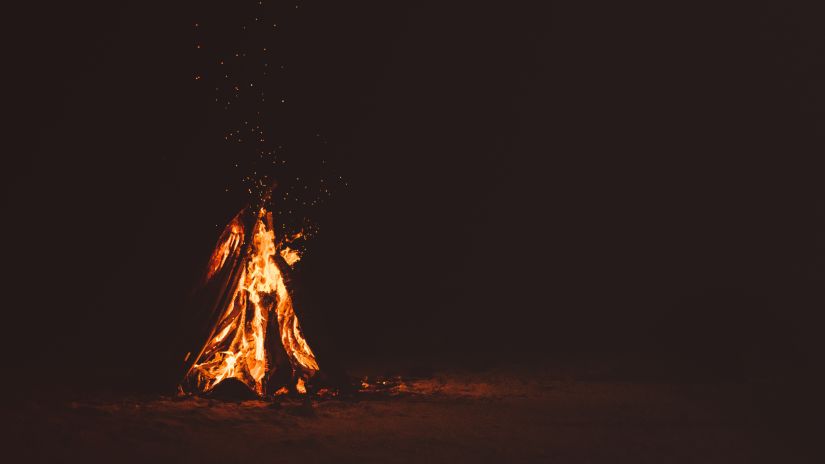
[181,207,319,396]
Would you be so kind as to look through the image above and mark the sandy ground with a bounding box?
[6,367,820,463]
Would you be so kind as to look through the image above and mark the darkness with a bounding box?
[1,1,822,394]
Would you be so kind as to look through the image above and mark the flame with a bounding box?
[184,208,319,396]
[280,246,301,266]
[205,220,244,282]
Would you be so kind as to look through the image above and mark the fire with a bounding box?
[181,207,319,396]
[205,220,244,281]
[296,378,307,394]
[280,246,301,266]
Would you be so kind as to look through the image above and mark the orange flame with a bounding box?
[184,208,318,396]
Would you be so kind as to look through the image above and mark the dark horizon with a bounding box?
[1,1,822,395]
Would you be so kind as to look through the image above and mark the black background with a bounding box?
[2,1,822,394]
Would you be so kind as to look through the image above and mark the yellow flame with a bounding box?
[280,246,301,266]
[187,208,319,395]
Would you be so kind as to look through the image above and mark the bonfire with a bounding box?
[180,193,319,397]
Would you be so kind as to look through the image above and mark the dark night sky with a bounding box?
[1,1,822,392]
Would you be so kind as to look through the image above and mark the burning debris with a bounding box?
[180,195,319,398]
